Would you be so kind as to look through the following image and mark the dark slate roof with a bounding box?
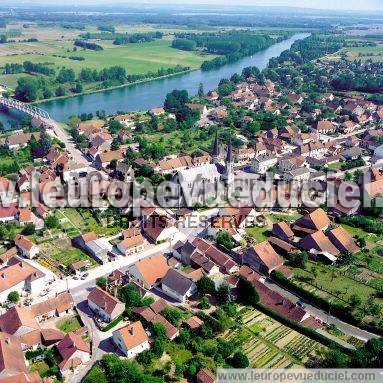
[161,269,194,296]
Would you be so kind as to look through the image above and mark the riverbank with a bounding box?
[0,33,309,126]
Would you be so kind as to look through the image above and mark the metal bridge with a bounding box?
[0,96,50,120]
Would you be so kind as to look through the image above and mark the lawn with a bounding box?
[0,39,216,89]
[341,224,379,243]
[29,360,50,376]
[245,226,270,242]
[56,315,82,333]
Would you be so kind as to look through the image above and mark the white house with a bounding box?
[87,286,125,323]
[112,321,150,358]
[117,234,145,256]
[14,235,40,259]
[251,154,278,174]
[0,257,45,303]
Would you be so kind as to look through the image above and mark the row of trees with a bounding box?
[74,39,103,51]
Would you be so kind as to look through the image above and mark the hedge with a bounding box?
[102,315,123,332]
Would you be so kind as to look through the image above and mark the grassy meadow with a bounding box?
[0,23,217,89]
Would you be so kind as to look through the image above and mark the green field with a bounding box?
[0,38,216,89]
[56,315,82,333]
[326,44,383,62]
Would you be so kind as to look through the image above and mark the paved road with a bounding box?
[264,277,379,342]
[43,118,91,166]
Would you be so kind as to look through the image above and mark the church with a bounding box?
[172,131,235,208]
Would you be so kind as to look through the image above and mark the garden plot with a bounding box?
[225,328,299,368]
[240,309,324,364]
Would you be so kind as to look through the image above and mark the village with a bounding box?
[0,26,381,383]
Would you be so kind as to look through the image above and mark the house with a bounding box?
[252,154,278,173]
[31,292,74,323]
[5,132,40,151]
[87,286,125,323]
[94,149,125,170]
[161,269,197,303]
[0,204,18,223]
[112,321,149,358]
[243,241,284,275]
[69,260,87,275]
[196,368,216,383]
[117,234,145,256]
[272,222,294,242]
[293,208,330,234]
[186,316,204,330]
[338,120,359,134]
[14,235,39,259]
[340,147,363,161]
[143,213,180,244]
[284,168,311,183]
[0,336,27,377]
[326,227,359,254]
[192,238,238,274]
[114,114,136,129]
[0,257,45,303]
[127,253,169,290]
[148,108,165,117]
[0,372,41,383]
[0,306,41,349]
[312,120,336,134]
[72,233,112,264]
[299,231,340,259]
[57,332,90,376]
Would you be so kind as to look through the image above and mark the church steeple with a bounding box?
[226,133,232,164]
[212,129,219,164]
[223,133,234,191]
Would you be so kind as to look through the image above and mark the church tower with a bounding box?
[212,129,219,164]
[223,134,234,191]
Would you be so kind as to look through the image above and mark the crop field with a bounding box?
[239,309,324,365]
[325,43,383,63]
[0,23,217,89]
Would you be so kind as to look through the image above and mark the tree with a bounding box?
[55,86,66,97]
[15,77,41,102]
[231,351,249,368]
[291,251,308,269]
[217,230,235,250]
[83,365,108,383]
[161,307,183,326]
[198,82,204,97]
[44,215,59,229]
[96,277,107,289]
[31,131,52,158]
[197,276,215,295]
[22,223,35,235]
[237,276,259,307]
[7,291,19,303]
[216,283,232,305]
[199,296,211,309]
[350,293,362,307]
[321,349,348,368]
[118,283,141,308]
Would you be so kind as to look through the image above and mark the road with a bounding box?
[264,277,379,342]
[43,118,91,166]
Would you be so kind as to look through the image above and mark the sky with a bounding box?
[9,0,383,12]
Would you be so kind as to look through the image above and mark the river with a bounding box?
[0,33,308,127]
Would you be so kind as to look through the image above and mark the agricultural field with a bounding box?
[0,22,217,90]
[325,42,383,63]
[233,308,325,367]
